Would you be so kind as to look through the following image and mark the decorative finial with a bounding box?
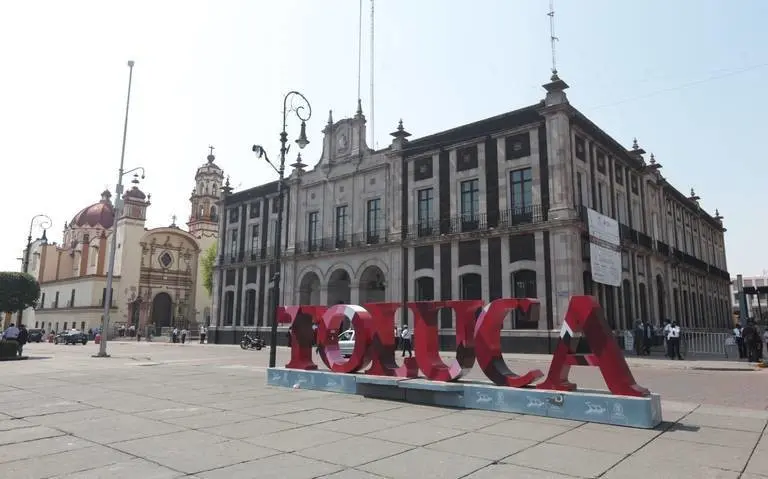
[649,153,655,164]
[290,152,306,171]
[397,119,404,131]
[632,138,639,150]
[170,214,177,227]
[131,173,140,186]
[714,209,723,221]
[356,98,363,115]
[225,176,231,188]
[390,118,411,139]
[327,110,333,125]
[690,187,695,197]
[207,145,215,163]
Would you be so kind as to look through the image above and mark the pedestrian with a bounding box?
[642,320,653,355]
[666,321,683,360]
[400,325,412,358]
[16,324,28,357]
[742,321,759,362]
[633,320,644,356]
[662,320,672,358]
[2,323,19,341]
[199,325,207,344]
[181,328,187,344]
[171,328,178,343]
[733,323,745,359]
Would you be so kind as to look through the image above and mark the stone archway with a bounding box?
[299,272,322,305]
[359,265,386,304]
[327,269,351,305]
[151,293,173,330]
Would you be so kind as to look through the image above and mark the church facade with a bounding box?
[210,77,732,350]
[25,150,223,336]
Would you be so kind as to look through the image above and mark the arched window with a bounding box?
[414,277,434,301]
[511,270,537,329]
[210,206,218,222]
[223,291,235,326]
[245,290,257,326]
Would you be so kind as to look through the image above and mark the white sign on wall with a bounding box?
[590,243,621,287]
[587,208,620,247]
[586,208,622,287]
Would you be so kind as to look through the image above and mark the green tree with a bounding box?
[0,272,41,313]
[201,241,217,297]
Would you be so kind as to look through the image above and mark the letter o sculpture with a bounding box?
[317,304,372,373]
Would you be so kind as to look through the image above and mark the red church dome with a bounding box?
[71,190,115,229]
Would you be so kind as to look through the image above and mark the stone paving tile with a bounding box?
[197,452,343,479]
[359,447,491,479]
[0,425,65,446]
[745,449,768,477]
[317,415,402,435]
[135,406,220,421]
[25,407,116,427]
[0,444,132,479]
[201,416,300,439]
[695,405,768,420]
[479,418,576,441]
[464,464,579,478]
[113,433,278,475]
[298,436,412,468]
[365,421,465,447]
[504,442,625,478]
[318,469,385,478]
[294,397,402,415]
[366,404,455,422]
[613,437,750,473]
[549,424,660,454]
[160,410,251,429]
[248,401,318,417]
[663,423,762,448]
[2,399,92,418]
[679,411,768,432]
[0,418,36,432]
[0,435,93,464]
[54,413,185,444]
[419,410,508,431]
[426,431,536,461]
[271,408,356,426]
[51,458,184,479]
[603,460,741,479]
[245,425,352,452]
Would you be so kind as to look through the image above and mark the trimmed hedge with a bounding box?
[0,340,19,358]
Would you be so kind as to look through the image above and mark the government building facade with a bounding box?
[209,76,731,350]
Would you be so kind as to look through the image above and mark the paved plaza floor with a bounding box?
[1,341,767,478]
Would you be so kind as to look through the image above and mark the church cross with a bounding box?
[208,145,215,156]
[171,214,177,225]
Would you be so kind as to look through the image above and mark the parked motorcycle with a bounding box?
[240,333,265,350]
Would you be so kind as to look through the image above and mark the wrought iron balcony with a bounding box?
[619,223,633,244]
[403,205,547,240]
[636,231,653,249]
[656,241,670,256]
[293,229,391,255]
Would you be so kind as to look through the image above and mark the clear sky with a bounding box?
[1,0,765,276]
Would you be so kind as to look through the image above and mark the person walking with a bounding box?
[666,321,683,360]
[742,321,759,362]
[16,324,28,357]
[633,320,644,356]
[199,325,207,344]
[733,323,745,359]
[400,325,413,358]
[180,328,187,344]
[2,323,19,341]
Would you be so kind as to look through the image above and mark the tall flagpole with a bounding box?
[370,0,375,148]
[357,0,363,103]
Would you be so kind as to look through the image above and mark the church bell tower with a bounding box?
[188,146,224,239]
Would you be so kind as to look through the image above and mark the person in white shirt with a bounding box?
[400,325,413,358]
[666,321,682,360]
[733,323,746,359]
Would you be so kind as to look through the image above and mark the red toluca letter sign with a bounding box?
[278,296,649,397]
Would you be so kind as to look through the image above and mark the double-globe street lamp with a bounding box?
[252,90,312,368]
[95,60,143,358]
[19,214,52,325]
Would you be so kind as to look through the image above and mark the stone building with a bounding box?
[25,150,223,335]
[210,75,731,349]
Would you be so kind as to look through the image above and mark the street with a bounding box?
[0,341,766,478]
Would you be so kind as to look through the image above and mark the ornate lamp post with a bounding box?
[252,90,312,368]
[19,214,52,324]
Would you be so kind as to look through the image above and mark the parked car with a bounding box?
[338,329,355,358]
[54,331,88,345]
[27,329,44,343]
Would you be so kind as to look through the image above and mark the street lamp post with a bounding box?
[95,60,137,358]
[19,214,52,324]
[252,90,312,368]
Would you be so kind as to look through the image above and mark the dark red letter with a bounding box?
[410,300,482,381]
[317,304,372,373]
[362,303,418,377]
[474,299,544,387]
[537,296,650,397]
[281,306,325,370]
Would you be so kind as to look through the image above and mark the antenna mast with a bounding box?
[357,0,363,103]
[370,0,375,148]
[547,0,559,79]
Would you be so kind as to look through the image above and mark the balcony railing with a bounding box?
[636,231,653,249]
[656,241,670,256]
[619,223,633,244]
[293,229,391,255]
[404,205,547,240]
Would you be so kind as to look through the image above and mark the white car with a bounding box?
[338,329,355,357]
